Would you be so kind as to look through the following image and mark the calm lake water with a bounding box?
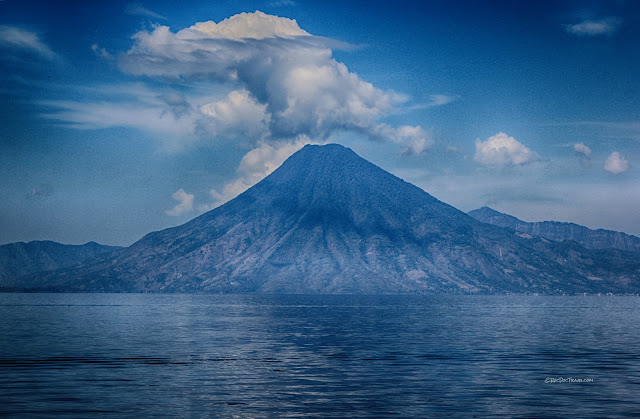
[1,293,639,417]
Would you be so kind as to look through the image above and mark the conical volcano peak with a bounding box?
[279,143,363,172]
[298,143,356,156]
[241,141,465,237]
[266,142,394,188]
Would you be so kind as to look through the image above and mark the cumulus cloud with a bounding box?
[125,2,167,20]
[166,188,194,216]
[0,25,56,59]
[604,151,630,174]
[199,89,270,141]
[474,132,538,166]
[573,142,592,167]
[112,11,425,152]
[564,17,622,37]
[573,142,592,159]
[187,10,308,39]
[201,137,318,210]
[42,11,426,155]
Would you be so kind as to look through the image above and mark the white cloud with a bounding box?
[564,17,622,37]
[368,124,433,155]
[393,126,433,155]
[573,142,591,159]
[166,188,194,216]
[200,89,270,141]
[44,11,429,155]
[474,132,538,166]
[201,137,318,210]
[604,151,630,174]
[189,10,308,39]
[115,11,423,150]
[0,25,56,59]
[125,2,167,20]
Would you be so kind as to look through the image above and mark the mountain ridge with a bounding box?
[0,241,123,286]
[468,206,640,253]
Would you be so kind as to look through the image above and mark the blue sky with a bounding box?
[1,0,639,246]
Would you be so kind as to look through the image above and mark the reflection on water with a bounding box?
[1,293,639,417]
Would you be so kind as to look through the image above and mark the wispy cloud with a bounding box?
[409,94,459,110]
[125,2,167,20]
[91,43,113,60]
[543,121,640,141]
[270,0,297,6]
[0,25,56,59]
[40,97,199,151]
[564,17,622,37]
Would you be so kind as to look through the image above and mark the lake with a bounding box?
[1,293,639,417]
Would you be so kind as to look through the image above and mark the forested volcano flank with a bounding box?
[7,144,640,294]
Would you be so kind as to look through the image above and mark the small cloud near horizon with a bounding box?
[166,188,194,216]
[573,143,591,166]
[474,132,539,166]
[604,151,630,174]
[564,17,622,37]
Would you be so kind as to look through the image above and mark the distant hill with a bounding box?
[0,241,122,285]
[468,207,640,253]
[5,144,640,294]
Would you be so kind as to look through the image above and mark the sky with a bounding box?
[1,0,639,246]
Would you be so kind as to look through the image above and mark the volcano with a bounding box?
[10,144,640,294]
